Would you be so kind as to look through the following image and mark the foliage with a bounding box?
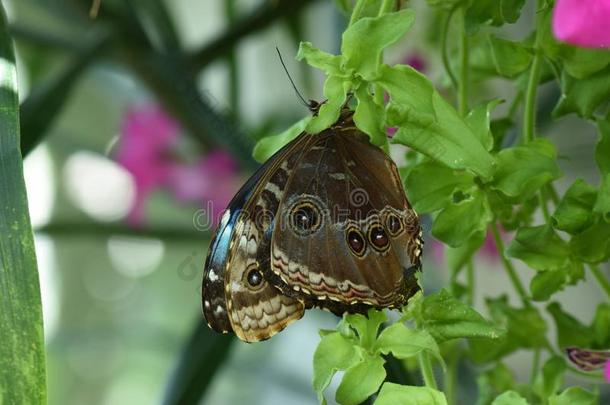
[255,0,610,404]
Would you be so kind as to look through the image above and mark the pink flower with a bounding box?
[116,104,240,226]
[553,0,610,48]
[605,360,610,382]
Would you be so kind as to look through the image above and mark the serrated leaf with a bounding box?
[487,296,548,349]
[593,173,610,221]
[569,221,610,263]
[252,116,310,162]
[549,387,598,405]
[558,46,610,80]
[374,383,448,405]
[506,225,569,271]
[432,189,493,247]
[465,100,502,150]
[547,302,592,349]
[342,9,415,80]
[306,75,349,134]
[491,391,530,405]
[533,356,566,400]
[404,161,476,213]
[471,35,533,79]
[313,332,360,401]
[391,91,495,179]
[353,84,386,146]
[491,139,561,200]
[553,65,610,118]
[345,309,386,350]
[375,324,443,364]
[419,289,504,343]
[336,356,386,405]
[551,179,597,235]
[530,269,568,301]
[296,42,344,76]
[465,0,526,32]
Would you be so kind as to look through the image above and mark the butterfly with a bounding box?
[202,105,423,343]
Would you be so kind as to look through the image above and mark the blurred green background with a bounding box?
[7,0,608,404]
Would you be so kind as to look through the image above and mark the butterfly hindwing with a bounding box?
[202,134,311,342]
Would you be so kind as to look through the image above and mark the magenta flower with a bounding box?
[553,0,610,48]
[116,104,240,226]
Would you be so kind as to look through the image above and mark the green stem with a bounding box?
[457,7,469,117]
[538,188,550,222]
[588,264,610,299]
[440,6,459,90]
[491,223,529,306]
[418,352,438,389]
[378,0,394,16]
[349,0,367,26]
[522,0,544,144]
[445,346,458,405]
[466,259,475,306]
[529,349,541,404]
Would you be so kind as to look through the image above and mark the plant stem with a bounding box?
[349,0,367,26]
[441,6,459,90]
[445,346,458,405]
[466,259,475,306]
[588,264,610,299]
[418,352,438,389]
[457,7,469,117]
[378,0,394,16]
[538,188,551,222]
[522,0,544,144]
[491,222,529,306]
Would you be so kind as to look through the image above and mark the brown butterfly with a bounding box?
[202,105,423,342]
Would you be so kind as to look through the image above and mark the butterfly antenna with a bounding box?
[275,47,314,111]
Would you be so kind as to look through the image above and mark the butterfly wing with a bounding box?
[202,133,312,342]
[270,126,422,312]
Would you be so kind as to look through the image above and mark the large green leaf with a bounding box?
[551,179,597,235]
[553,65,610,118]
[336,356,386,405]
[375,383,448,405]
[0,4,46,403]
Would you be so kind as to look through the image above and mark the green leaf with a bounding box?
[404,161,476,213]
[558,46,610,80]
[491,139,561,200]
[547,302,592,348]
[569,221,610,263]
[465,0,526,32]
[533,356,566,400]
[306,75,349,134]
[549,387,598,405]
[591,303,610,347]
[529,267,573,301]
[375,324,442,364]
[593,173,610,221]
[506,225,569,271]
[252,116,311,162]
[596,117,610,175]
[551,179,597,235]
[345,309,386,350]
[487,296,548,349]
[0,3,46,402]
[313,331,360,401]
[465,100,502,151]
[419,289,504,343]
[296,42,344,76]
[374,383,448,405]
[425,0,465,10]
[353,84,386,146]
[391,90,495,179]
[491,391,530,405]
[336,356,386,405]
[553,65,610,118]
[432,189,493,247]
[471,35,533,79]
[342,9,415,80]
[378,64,435,116]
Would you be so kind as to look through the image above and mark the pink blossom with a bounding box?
[605,360,610,382]
[553,0,610,48]
[116,104,240,226]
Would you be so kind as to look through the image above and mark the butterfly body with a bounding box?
[202,108,422,342]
